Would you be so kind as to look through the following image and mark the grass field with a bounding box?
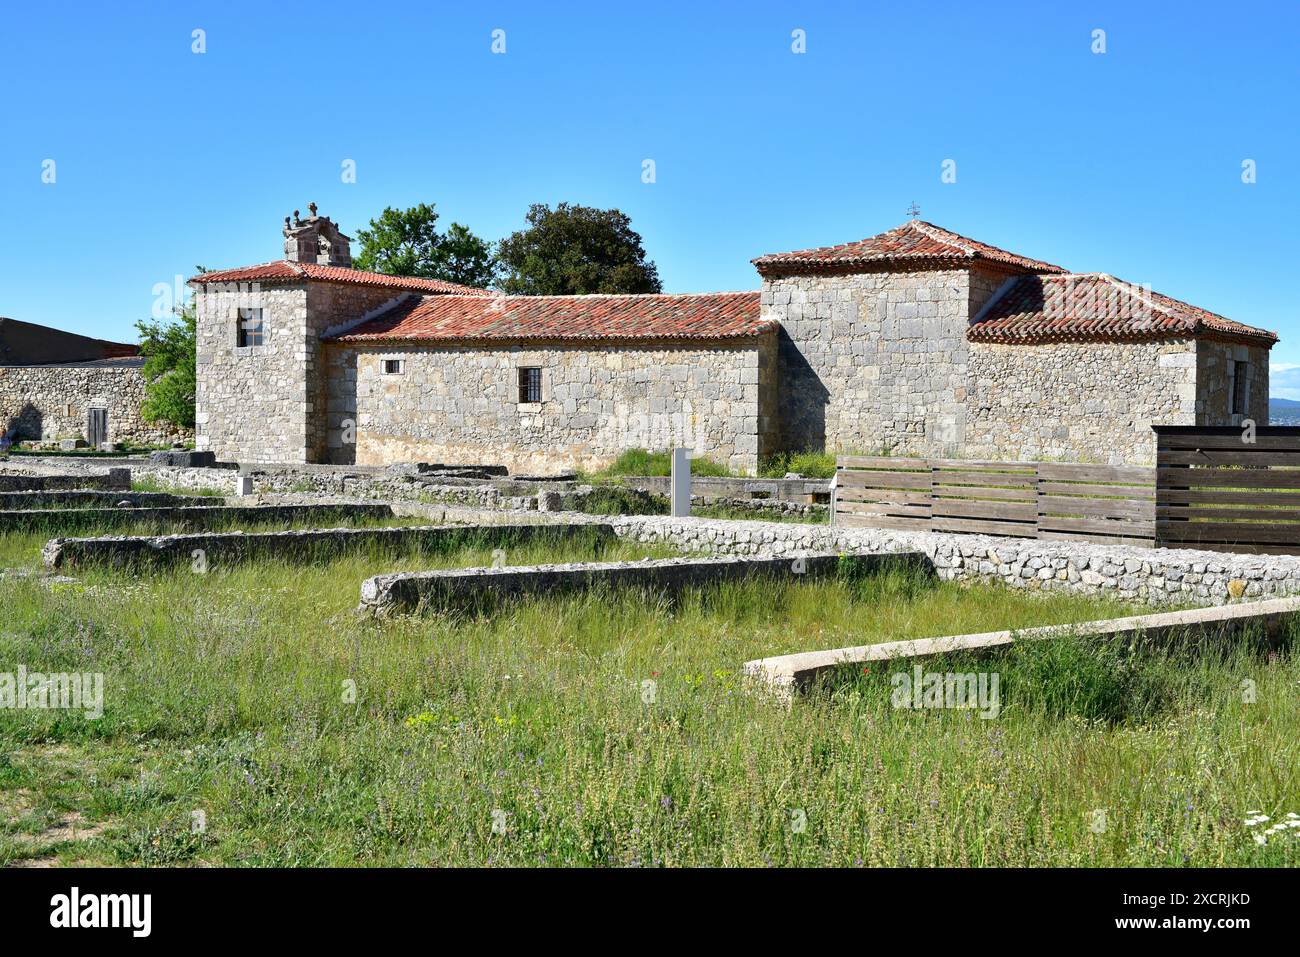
[3,514,1296,867]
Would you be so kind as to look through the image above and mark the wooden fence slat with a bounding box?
[1156,523,1300,546]
[930,516,1037,537]
[1156,468,1300,490]
[931,470,1037,487]
[1036,463,1156,483]
[835,513,932,531]
[1156,489,1300,507]
[925,458,1038,472]
[1038,481,1156,499]
[837,470,932,491]
[1039,516,1157,537]
[1157,434,1300,451]
[836,501,932,518]
[1159,450,1300,467]
[1156,506,1300,522]
[1038,496,1155,520]
[930,501,1037,522]
[836,487,933,506]
[836,456,928,470]
[929,485,1037,502]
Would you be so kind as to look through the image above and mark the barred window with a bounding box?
[383,359,404,375]
[518,366,542,403]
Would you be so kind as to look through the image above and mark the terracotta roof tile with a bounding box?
[753,220,1067,276]
[328,291,771,343]
[188,260,492,296]
[969,273,1277,346]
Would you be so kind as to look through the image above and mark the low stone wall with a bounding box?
[1,503,394,533]
[621,475,831,503]
[605,515,1300,607]
[745,595,1300,699]
[0,468,130,492]
[358,552,919,617]
[124,463,824,520]
[0,490,221,510]
[43,522,617,570]
[697,496,828,520]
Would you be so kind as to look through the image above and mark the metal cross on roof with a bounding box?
[907,201,921,219]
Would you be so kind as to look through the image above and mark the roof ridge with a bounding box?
[909,220,978,257]
[476,290,758,302]
[1095,273,1186,327]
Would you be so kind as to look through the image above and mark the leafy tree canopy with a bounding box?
[495,203,662,296]
[353,203,497,289]
[135,302,196,429]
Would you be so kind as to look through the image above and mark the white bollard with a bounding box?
[670,448,692,517]
[235,475,254,496]
[828,471,838,526]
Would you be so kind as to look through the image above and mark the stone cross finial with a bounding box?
[907,201,921,219]
[308,202,318,218]
[293,210,300,225]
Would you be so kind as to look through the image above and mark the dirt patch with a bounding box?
[13,810,107,845]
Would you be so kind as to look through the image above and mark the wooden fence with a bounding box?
[1154,426,1300,555]
[834,457,1156,546]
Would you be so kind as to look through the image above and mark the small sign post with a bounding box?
[670,448,691,517]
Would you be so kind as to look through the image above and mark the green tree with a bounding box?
[496,203,662,295]
[353,204,497,289]
[135,304,196,429]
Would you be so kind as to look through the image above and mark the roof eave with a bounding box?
[752,254,1064,279]
[967,328,1278,347]
[327,328,778,347]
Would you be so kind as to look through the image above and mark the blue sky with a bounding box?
[2,0,1298,395]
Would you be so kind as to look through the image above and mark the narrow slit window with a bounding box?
[1231,360,1249,416]
[383,359,404,375]
[518,366,542,403]
[236,307,264,347]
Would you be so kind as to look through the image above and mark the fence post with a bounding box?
[828,470,838,526]
[670,448,691,517]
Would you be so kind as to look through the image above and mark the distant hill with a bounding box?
[1271,397,1300,424]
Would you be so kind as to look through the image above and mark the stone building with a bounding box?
[0,317,180,447]
[192,210,1277,472]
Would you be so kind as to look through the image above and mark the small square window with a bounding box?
[518,366,542,403]
[383,359,404,375]
[236,307,264,347]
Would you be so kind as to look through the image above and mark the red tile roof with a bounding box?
[753,220,1067,276]
[969,273,1277,346]
[187,260,492,296]
[328,291,771,344]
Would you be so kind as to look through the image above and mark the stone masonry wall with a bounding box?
[607,515,1300,607]
[1195,339,1270,426]
[965,338,1272,465]
[306,283,410,461]
[965,338,1199,465]
[0,363,186,446]
[195,280,403,464]
[761,266,1009,457]
[327,338,770,475]
[195,283,309,463]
